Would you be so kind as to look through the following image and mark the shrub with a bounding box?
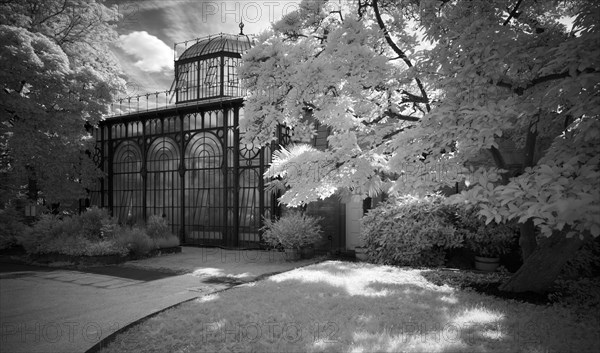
[454,207,518,257]
[100,217,119,239]
[361,194,463,267]
[561,238,600,279]
[146,215,172,240]
[154,234,180,249]
[550,277,600,312]
[17,208,174,258]
[35,234,85,255]
[19,214,68,254]
[78,206,114,241]
[19,211,128,257]
[261,210,323,250]
[82,239,128,257]
[115,226,154,256]
[38,236,128,257]
[0,207,27,250]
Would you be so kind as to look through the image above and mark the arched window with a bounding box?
[112,141,143,223]
[146,137,181,234]
[184,132,225,242]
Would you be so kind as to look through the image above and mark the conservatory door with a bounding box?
[184,130,226,245]
[146,137,181,235]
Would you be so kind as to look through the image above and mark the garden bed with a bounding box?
[22,246,182,266]
[2,207,184,267]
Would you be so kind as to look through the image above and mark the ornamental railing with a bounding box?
[107,90,175,117]
[106,89,249,118]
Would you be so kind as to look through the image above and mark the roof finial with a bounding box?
[239,21,245,35]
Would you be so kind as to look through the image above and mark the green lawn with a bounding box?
[100,261,600,353]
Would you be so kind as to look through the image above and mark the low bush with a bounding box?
[78,206,114,241]
[20,209,128,257]
[19,208,178,258]
[20,214,70,254]
[100,217,119,239]
[78,239,129,257]
[154,234,180,249]
[20,214,129,257]
[361,194,463,267]
[550,277,600,313]
[114,226,154,256]
[0,207,27,250]
[146,215,172,240]
[42,236,128,257]
[454,207,518,257]
[261,210,323,250]
[561,238,600,279]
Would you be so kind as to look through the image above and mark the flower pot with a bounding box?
[300,246,314,259]
[355,247,368,261]
[284,248,301,261]
[474,256,500,272]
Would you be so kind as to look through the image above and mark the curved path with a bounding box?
[0,247,319,353]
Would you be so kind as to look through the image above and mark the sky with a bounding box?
[107,0,300,96]
[106,1,576,100]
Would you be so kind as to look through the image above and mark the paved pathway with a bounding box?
[0,247,320,353]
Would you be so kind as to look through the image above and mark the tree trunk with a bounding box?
[500,118,542,290]
[519,219,537,260]
[26,165,37,201]
[499,229,586,293]
[517,119,539,260]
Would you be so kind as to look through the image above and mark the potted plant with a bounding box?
[468,232,514,272]
[456,208,517,272]
[261,210,323,261]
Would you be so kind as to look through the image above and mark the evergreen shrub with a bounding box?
[146,215,171,240]
[78,206,113,241]
[261,210,323,250]
[114,226,154,256]
[361,194,463,267]
[454,207,518,257]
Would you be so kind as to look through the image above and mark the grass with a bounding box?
[99,261,600,353]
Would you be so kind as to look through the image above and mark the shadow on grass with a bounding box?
[98,261,600,353]
[420,269,551,305]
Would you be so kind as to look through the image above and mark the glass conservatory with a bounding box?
[175,33,252,102]
[89,31,290,248]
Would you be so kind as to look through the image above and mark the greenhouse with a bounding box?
[89,29,357,250]
[89,32,277,248]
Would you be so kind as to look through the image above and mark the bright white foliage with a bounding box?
[240,0,599,237]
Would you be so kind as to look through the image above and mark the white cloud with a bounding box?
[118,31,174,72]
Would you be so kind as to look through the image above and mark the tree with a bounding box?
[0,0,125,206]
[239,0,600,292]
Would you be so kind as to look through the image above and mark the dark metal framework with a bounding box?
[91,101,286,247]
[90,33,292,247]
[175,33,252,102]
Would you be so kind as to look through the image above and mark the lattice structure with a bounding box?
[91,32,289,248]
[175,33,252,102]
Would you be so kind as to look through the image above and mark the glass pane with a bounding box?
[112,140,143,224]
[184,131,225,243]
[146,137,181,234]
[224,57,241,97]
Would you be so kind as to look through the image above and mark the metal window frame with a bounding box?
[93,100,288,248]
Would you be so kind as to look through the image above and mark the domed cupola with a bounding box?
[174,24,253,103]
